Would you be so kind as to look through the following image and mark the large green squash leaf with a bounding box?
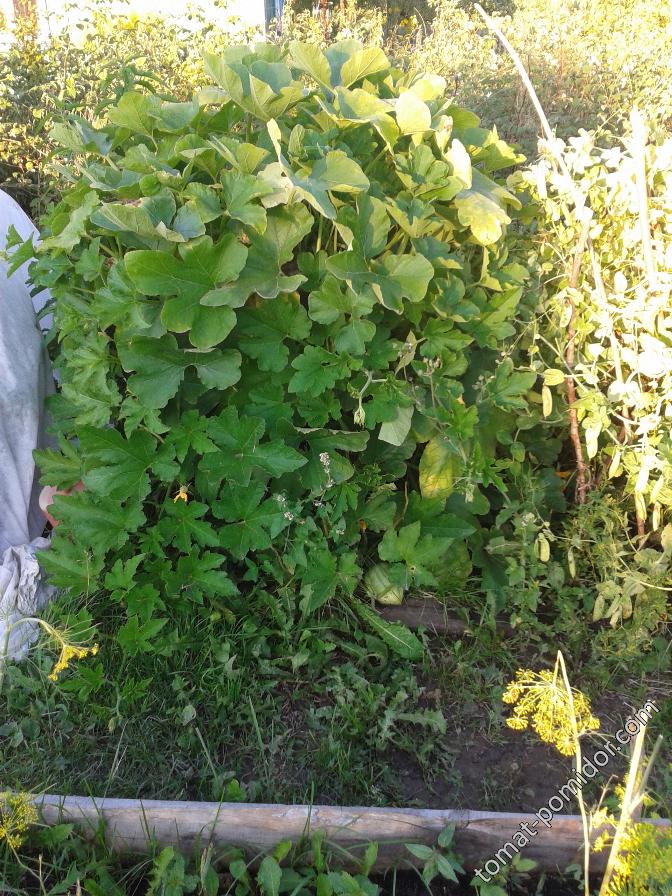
[118,336,241,407]
[125,234,247,300]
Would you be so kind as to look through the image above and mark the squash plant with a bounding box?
[19,41,538,658]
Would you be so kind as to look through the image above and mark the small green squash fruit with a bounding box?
[364,563,404,606]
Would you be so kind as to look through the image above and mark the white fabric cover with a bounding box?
[0,189,55,661]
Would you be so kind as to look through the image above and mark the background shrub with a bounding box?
[4,0,671,218]
[0,0,253,214]
[412,0,672,152]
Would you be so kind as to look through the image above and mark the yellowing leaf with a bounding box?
[340,46,389,88]
[544,368,566,386]
[396,91,431,135]
[409,73,447,102]
[536,533,550,562]
[454,190,510,245]
[419,438,456,499]
[446,138,472,188]
[288,41,332,89]
[608,449,622,479]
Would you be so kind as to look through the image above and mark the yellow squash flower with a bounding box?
[173,485,189,503]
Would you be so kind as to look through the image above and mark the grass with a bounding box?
[2,590,669,815]
[1,583,669,896]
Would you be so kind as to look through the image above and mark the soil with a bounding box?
[393,732,572,812]
[391,690,641,812]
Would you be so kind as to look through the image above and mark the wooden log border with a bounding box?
[36,795,669,873]
[378,597,514,636]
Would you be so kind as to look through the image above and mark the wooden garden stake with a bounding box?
[34,793,670,872]
[566,221,591,504]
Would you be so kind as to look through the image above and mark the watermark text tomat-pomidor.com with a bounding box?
[473,699,660,884]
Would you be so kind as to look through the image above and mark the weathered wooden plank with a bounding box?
[35,795,669,873]
[378,598,513,636]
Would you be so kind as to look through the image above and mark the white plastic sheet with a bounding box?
[0,189,55,661]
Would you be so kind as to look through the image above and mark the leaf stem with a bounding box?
[630,109,657,291]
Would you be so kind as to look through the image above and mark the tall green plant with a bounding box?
[17,40,539,659]
[512,120,672,638]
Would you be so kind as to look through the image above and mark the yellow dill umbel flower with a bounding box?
[0,792,38,849]
[48,642,98,682]
[36,619,98,682]
[503,666,600,755]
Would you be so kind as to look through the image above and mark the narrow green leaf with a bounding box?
[351,601,423,660]
[405,844,434,861]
